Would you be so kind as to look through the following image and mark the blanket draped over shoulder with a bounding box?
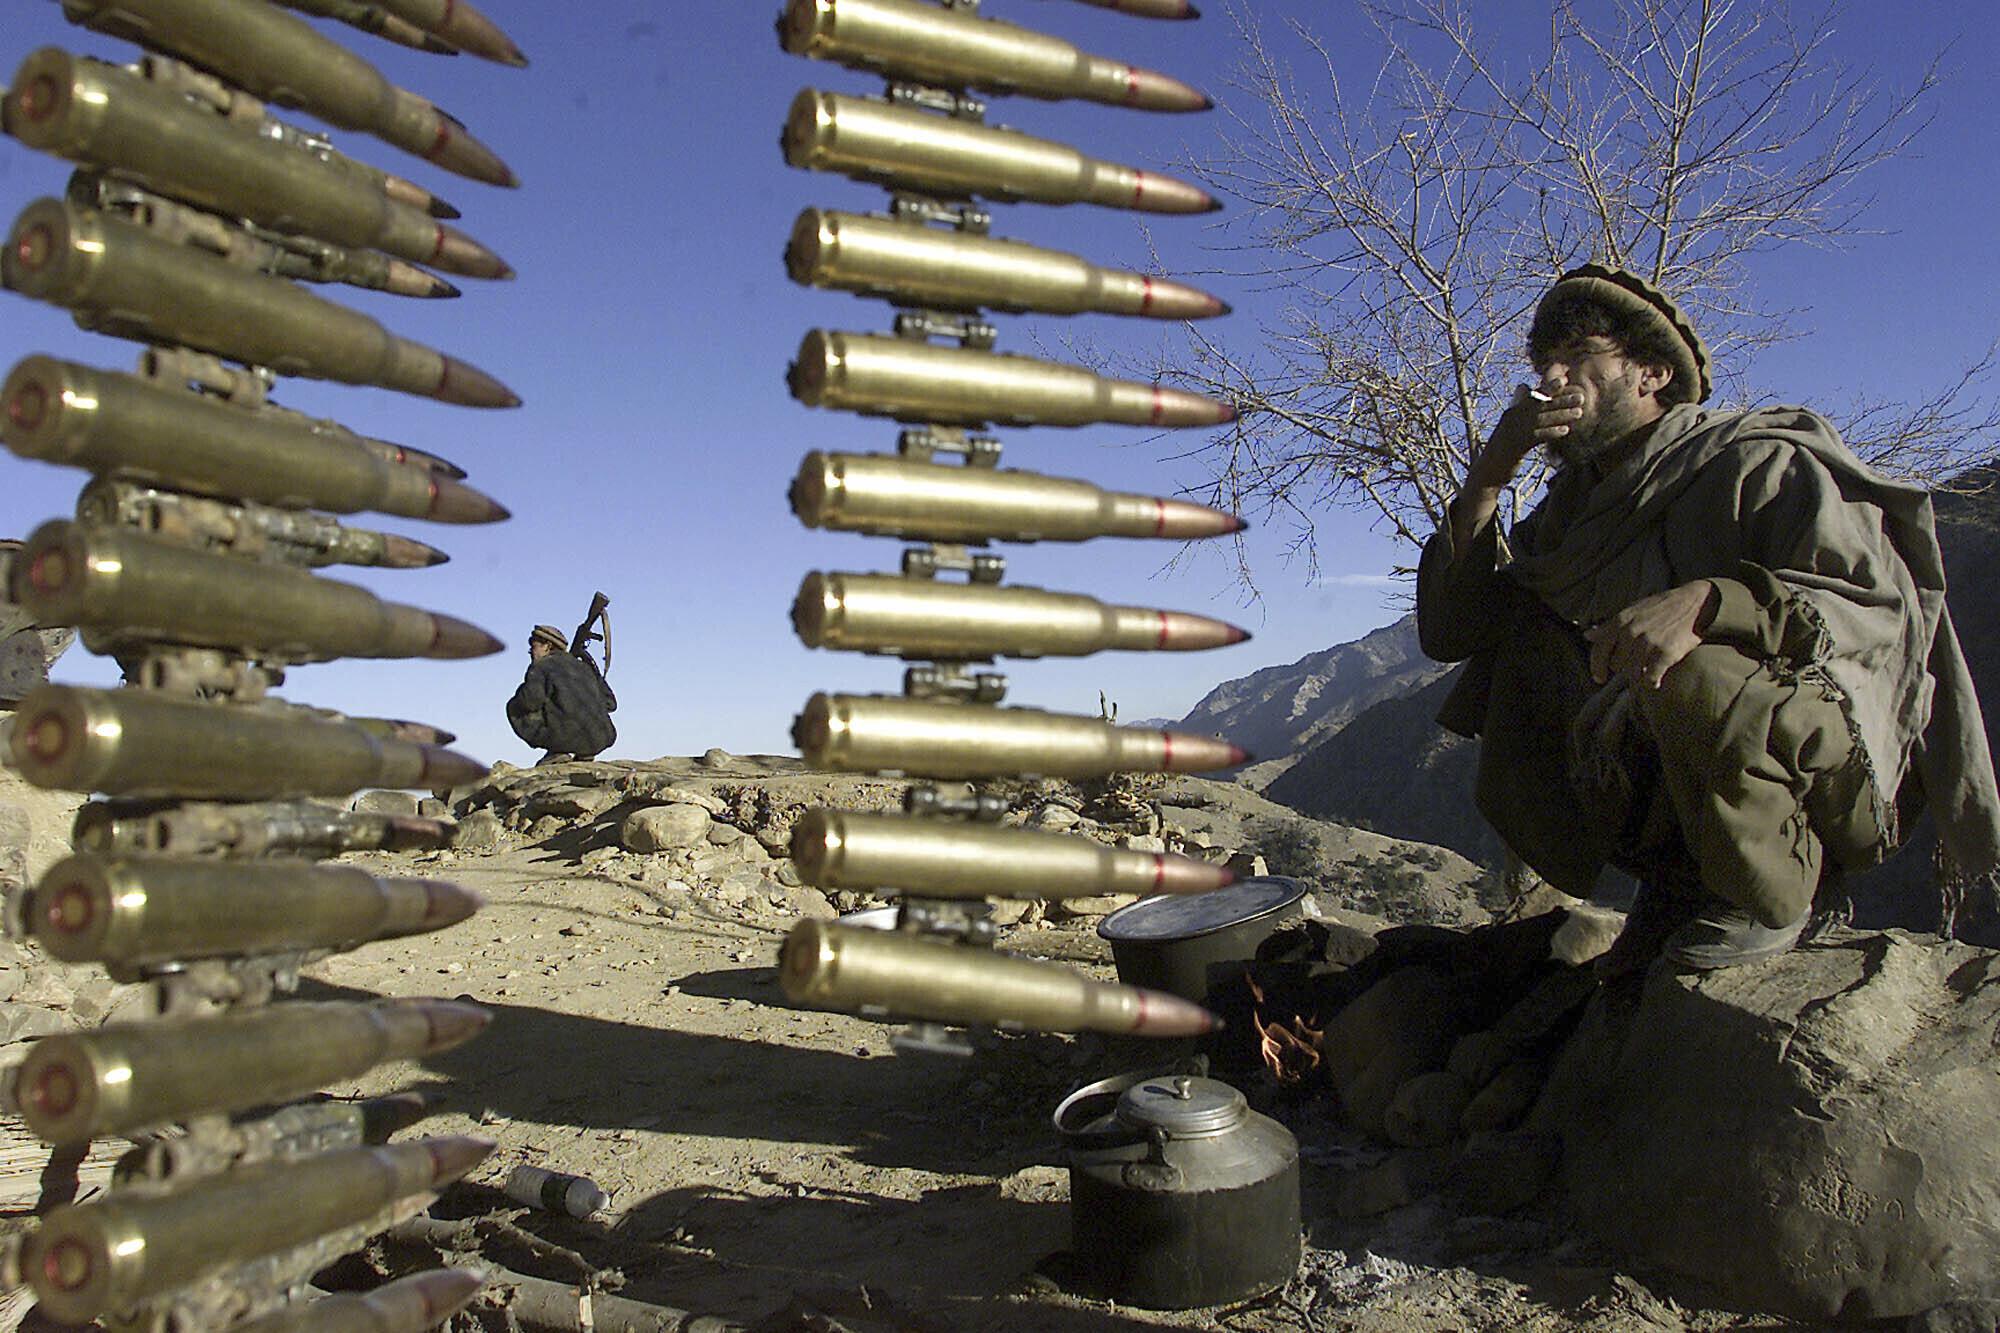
[1497,402,2000,913]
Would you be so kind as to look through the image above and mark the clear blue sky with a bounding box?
[2,1,1993,768]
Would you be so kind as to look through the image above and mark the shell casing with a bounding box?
[793,692,1249,778]
[3,51,510,277]
[369,0,526,65]
[273,0,454,56]
[7,685,486,798]
[779,0,1209,113]
[1,357,496,522]
[790,330,1234,428]
[19,1136,493,1324]
[791,808,1236,900]
[57,0,517,185]
[228,1268,488,1333]
[21,853,482,971]
[72,479,453,569]
[12,998,488,1142]
[794,571,1248,659]
[783,90,1217,213]
[2,198,518,407]
[786,209,1226,319]
[791,451,1244,543]
[781,919,1218,1035]
[17,521,497,663]
[70,798,455,859]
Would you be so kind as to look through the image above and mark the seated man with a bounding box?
[1419,265,2000,969]
[506,623,616,764]
[0,538,76,710]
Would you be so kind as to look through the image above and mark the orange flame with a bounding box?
[1247,970,1322,1084]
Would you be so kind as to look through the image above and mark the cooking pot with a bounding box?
[1097,876,1307,1005]
[1054,1070,1301,1309]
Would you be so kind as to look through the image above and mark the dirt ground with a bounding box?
[298,843,1830,1332]
[0,756,1848,1332]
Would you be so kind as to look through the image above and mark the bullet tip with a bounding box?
[1185,3,1203,18]
[424,1134,497,1185]
[1216,402,1239,424]
[430,200,462,220]
[1230,745,1252,765]
[1214,299,1234,317]
[1228,626,1252,644]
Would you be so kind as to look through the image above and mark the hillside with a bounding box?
[1170,615,1448,773]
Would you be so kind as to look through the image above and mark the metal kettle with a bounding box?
[1054,1071,1302,1309]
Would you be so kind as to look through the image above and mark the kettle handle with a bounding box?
[1052,1071,1151,1142]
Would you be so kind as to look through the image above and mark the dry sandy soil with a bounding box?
[0,759,1837,1333]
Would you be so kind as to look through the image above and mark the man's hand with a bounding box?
[1584,580,1720,689]
[1448,381,1585,556]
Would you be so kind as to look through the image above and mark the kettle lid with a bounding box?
[1116,1075,1246,1137]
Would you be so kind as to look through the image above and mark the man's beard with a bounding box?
[1551,385,1651,466]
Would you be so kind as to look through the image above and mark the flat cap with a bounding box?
[1537,263,1711,404]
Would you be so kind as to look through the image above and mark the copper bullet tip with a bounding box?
[418,745,490,789]
[405,1269,488,1320]
[431,224,513,281]
[1228,626,1252,645]
[428,613,503,659]
[383,815,456,851]
[1132,988,1220,1037]
[423,1134,496,1185]
[428,476,510,524]
[412,997,492,1052]
[384,535,450,568]
[434,357,520,409]
[417,878,486,930]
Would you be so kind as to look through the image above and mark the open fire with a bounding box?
[1248,973,1323,1084]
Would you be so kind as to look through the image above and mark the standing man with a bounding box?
[1418,264,2000,969]
[506,623,616,764]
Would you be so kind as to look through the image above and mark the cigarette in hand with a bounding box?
[1525,386,1555,404]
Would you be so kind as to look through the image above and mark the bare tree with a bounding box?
[1166,0,1995,578]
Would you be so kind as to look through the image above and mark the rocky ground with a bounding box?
[0,756,1932,1332]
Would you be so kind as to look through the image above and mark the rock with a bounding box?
[1048,894,1136,921]
[1911,1298,2000,1333]
[1445,1130,1561,1216]
[698,747,735,768]
[347,789,423,817]
[1384,1071,1472,1148]
[616,776,725,813]
[773,861,803,888]
[1539,931,2000,1320]
[1028,804,1081,831]
[1227,852,1269,878]
[1333,1149,1449,1218]
[621,803,712,853]
[0,799,26,893]
[417,797,448,819]
[452,809,507,854]
[1321,965,1461,1138]
[987,899,1030,928]
[770,883,836,921]
[1459,1059,1545,1134]
[1119,833,1167,854]
[1549,904,1624,966]
[523,787,622,821]
[0,1001,68,1045]
[705,822,745,845]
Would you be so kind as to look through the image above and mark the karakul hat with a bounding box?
[1536,263,1711,404]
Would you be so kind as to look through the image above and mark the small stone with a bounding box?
[348,789,422,817]
[706,822,745,845]
[773,861,803,888]
[1119,833,1167,854]
[1027,804,1081,831]
[622,803,712,853]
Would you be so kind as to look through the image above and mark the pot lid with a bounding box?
[1116,1075,1246,1137]
[1097,876,1306,944]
